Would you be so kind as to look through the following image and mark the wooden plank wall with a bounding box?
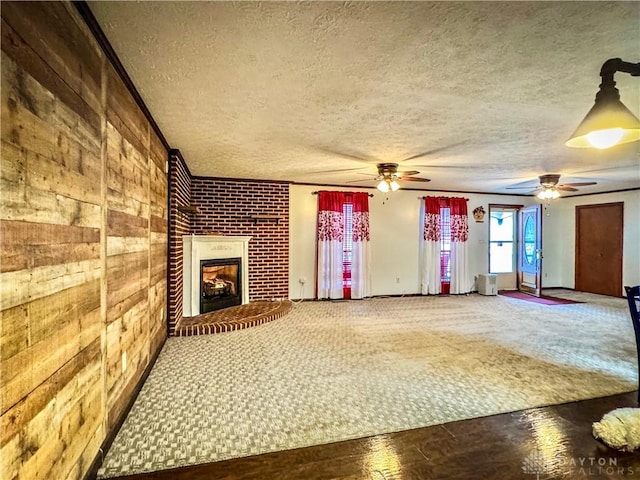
[0,2,168,479]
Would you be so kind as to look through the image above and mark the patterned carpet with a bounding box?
[98,291,637,478]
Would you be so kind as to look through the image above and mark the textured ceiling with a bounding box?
[89,1,640,195]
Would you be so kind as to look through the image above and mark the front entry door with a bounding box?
[518,205,542,297]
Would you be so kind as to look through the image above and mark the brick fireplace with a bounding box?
[168,160,290,332]
[182,235,251,317]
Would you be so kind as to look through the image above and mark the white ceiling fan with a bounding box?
[347,162,431,192]
[506,174,598,199]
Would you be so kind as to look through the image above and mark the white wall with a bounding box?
[542,189,640,293]
[289,184,535,298]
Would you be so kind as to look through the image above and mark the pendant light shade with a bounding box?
[565,93,640,148]
[566,58,640,149]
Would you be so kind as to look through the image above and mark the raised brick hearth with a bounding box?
[175,300,292,336]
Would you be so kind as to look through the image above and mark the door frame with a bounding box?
[488,203,523,290]
[518,204,542,297]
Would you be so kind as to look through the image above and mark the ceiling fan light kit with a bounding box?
[537,188,560,200]
[566,58,640,149]
[377,178,400,193]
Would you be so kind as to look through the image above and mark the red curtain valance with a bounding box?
[423,196,468,242]
[317,190,345,212]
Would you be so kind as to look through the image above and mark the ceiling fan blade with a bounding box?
[505,186,538,190]
[397,170,420,176]
[557,186,579,192]
[314,167,368,174]
[407,164,485,169]
[400,176,431,182]
[559,182,598,187]
[310,145,380,164]
[573,164,639,175]
[345,178,375,184]
[400,142,466,162]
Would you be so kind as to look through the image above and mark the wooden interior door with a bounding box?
[575,202,623,297]
[518,205,542,297]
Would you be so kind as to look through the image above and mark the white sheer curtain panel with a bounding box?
[350,192,371,299]
[317,191,345,299]
[420,196,442,295]
[449,197,470,294]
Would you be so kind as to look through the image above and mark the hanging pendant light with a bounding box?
[566,58,640,149]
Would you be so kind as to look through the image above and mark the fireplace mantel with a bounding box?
[182,235,251,317]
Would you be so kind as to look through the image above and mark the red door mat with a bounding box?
[498,290,583,305]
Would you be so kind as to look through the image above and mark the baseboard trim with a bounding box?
[302,293,482,301]
[83,335,167,480]
[297,290,585,301]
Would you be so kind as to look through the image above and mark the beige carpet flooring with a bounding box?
[98,291,637,478]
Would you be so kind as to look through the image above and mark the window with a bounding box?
[316,190,370,300]
[342,201,353,299]
[440,207,451,293]
[421,196,469,295]
[489,208,516,273]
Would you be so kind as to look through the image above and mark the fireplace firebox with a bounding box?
[200,257,242,314]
